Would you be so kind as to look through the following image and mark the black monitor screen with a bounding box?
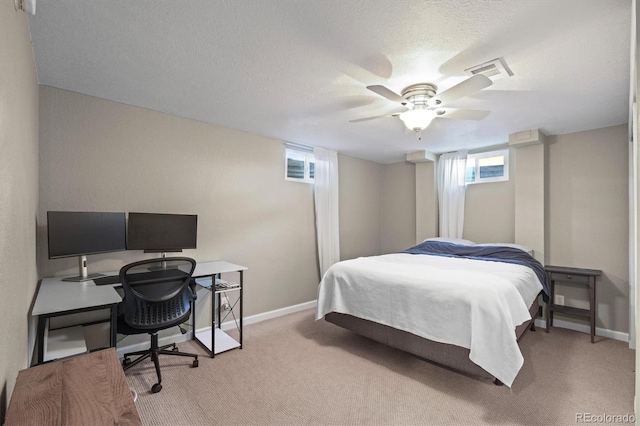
[127,213,197,252]
[47,211,127,259]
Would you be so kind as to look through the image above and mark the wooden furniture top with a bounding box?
[5,349,141,426]
[544,265,602,277]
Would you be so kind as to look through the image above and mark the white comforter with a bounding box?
[315,253,543,387]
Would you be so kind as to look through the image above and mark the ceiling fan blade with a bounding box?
[427,74,492,107]
[434,108,490,120]
[366,85,411,105]
[349,107,408,123]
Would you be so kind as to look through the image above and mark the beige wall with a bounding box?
[381,161,415,253]
[414,151,516,245]
[415,161,438,243]
[39,87,384,342]
[0,3,39,417]
[338,154,383,260]
[548,124,629,333]
[514,143,547,262]
[339,157,416,259]
[408,126,629,334]
[464,149,515,244]
[340,157,415,258]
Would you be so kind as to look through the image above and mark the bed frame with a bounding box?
[325,298,540,385]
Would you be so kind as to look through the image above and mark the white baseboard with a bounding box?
[534,318,629,342]
[116,299,318,358]
[221,299,317,331]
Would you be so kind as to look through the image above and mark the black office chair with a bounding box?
[118,257,199,393]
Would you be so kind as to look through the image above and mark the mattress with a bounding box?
[325,299,540,382]
[316,252,544,387]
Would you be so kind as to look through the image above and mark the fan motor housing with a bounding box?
[401,83,437,107]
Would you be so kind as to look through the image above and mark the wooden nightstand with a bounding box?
[544,265,602,343]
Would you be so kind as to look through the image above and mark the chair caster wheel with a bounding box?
[152,383,162,393]
[172,345,179,352]
[192,359,199,368]
[122,357,132,367]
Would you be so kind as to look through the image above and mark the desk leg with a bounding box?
[191,297,195,341]
[211,273,218,358]
[37,316,47,365]
[110,305,117,348]
[546,279,554,333]
[589,277,596,343]
[239,270,243,349]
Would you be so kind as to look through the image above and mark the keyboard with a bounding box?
[93,275,121,286]
[95,269,189,287]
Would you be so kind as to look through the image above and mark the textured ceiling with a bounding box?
[29,0,632,163]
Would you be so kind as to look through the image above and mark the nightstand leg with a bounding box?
[546,279,555,333]
[545,302,550,333]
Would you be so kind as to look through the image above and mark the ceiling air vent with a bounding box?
[465,58,513,81]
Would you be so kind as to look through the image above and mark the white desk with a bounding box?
[193,261,247,278]
[33,277,122,364]
[32,260,247,364]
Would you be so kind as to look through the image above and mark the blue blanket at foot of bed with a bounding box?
[402,241,550,301]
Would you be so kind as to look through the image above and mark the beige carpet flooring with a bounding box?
[125,309,635,425]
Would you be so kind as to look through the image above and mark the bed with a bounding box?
[316,239,549,387]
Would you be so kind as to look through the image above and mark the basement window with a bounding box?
[285,145,314,183]
[465,149,509,184]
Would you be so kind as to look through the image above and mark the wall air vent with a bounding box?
[465,58,513,82]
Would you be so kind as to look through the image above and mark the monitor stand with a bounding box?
[145,250,182,270]
[62,255,106,282]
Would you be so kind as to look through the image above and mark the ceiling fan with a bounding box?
[351,74,493,140]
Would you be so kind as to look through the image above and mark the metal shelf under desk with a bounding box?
[191,261,246,357]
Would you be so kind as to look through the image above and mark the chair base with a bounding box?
[122,333,198,393]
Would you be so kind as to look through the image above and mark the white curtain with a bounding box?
[437,150,468,238]
[314,147,340,277]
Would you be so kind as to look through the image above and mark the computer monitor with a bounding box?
[47,211,127,281]
[127,213,197,254]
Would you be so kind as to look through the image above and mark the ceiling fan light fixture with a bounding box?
[399,109,436,131]
[354,75,492,141]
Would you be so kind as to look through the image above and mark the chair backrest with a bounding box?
[119,257,196,330]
